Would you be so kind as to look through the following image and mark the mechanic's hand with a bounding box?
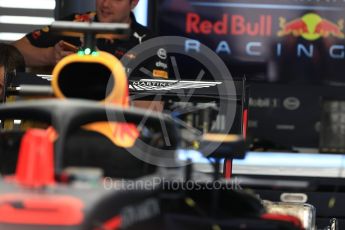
[52,40,75,64]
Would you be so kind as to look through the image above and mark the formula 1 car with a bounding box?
[0,21,318,230]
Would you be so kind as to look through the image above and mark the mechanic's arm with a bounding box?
[13,37,72,67]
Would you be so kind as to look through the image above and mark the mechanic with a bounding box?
[13,0,168,110]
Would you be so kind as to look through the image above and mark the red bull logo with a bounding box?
[278,13,344,40]
[183,11,345,60]
[186,13,272,37]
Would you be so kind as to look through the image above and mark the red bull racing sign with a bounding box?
[158,1,345,61]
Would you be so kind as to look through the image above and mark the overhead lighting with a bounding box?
[0,32,25,41]
[0,16,54,25]
[14,120,22,125]
[0,0,55,10]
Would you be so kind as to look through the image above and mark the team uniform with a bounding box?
[26,12,169,79]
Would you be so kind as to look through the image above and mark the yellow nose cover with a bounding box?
[51,51,138,148]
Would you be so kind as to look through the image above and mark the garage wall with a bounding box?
[0,0,55,43]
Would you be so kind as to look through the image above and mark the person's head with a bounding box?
[0,43,26,97]
[96,0,139,23]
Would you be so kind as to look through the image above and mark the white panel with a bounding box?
[133,0,148,26]
[0,32,25,41]
[0,0,55,10]
[0,16,54,25]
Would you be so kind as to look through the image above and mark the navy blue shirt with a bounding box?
[26,12,169,79]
